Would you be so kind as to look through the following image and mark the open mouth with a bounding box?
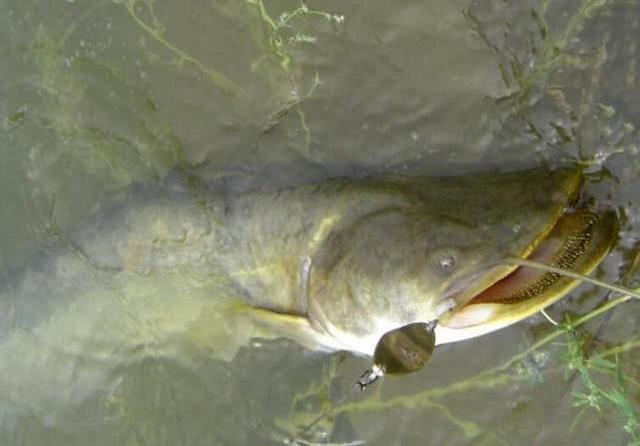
[438,207,618,341]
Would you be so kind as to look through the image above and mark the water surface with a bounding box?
[1,0,639,444]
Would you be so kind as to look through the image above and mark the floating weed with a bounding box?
[111,0,343,151]
[514,349,550,384]
[249,0,343,72]
[566,331,640,445]
[248,0,344,151]
[466,0,628,161]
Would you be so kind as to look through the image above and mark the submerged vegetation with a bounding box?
[247,0,344,150]
[26,0,345,190]
[565,327,640,444]
[113,0,345,151]
[465,0,638,166]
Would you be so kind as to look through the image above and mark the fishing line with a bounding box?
[505,257,640,300]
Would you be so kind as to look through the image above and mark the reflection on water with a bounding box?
[0,0,639,444]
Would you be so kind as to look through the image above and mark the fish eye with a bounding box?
[438,255,456,273]
[429,248,459,274]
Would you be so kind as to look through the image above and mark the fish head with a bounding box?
[306,166,617,357]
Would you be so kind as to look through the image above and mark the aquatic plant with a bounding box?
[113,0,344,151]
[247,0,344,150]
[466,0,638,165]
[564,327,640,444]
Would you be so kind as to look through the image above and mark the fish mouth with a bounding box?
[436,207,618,344]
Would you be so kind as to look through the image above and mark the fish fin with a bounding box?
[245,307,332,353]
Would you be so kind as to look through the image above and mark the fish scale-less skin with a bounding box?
[0,166,587,424]
[222,180,420,315]
[1,166,582,347]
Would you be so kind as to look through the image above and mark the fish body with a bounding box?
[0,165,616,425]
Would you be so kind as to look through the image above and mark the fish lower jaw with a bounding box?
[434,306,512,344]
[317,308,522,351]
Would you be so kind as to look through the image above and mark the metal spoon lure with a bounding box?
[354,320,438,391]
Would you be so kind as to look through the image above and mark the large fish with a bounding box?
[0,165,616,428]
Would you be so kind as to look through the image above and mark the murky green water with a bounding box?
[1,0,639,444]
